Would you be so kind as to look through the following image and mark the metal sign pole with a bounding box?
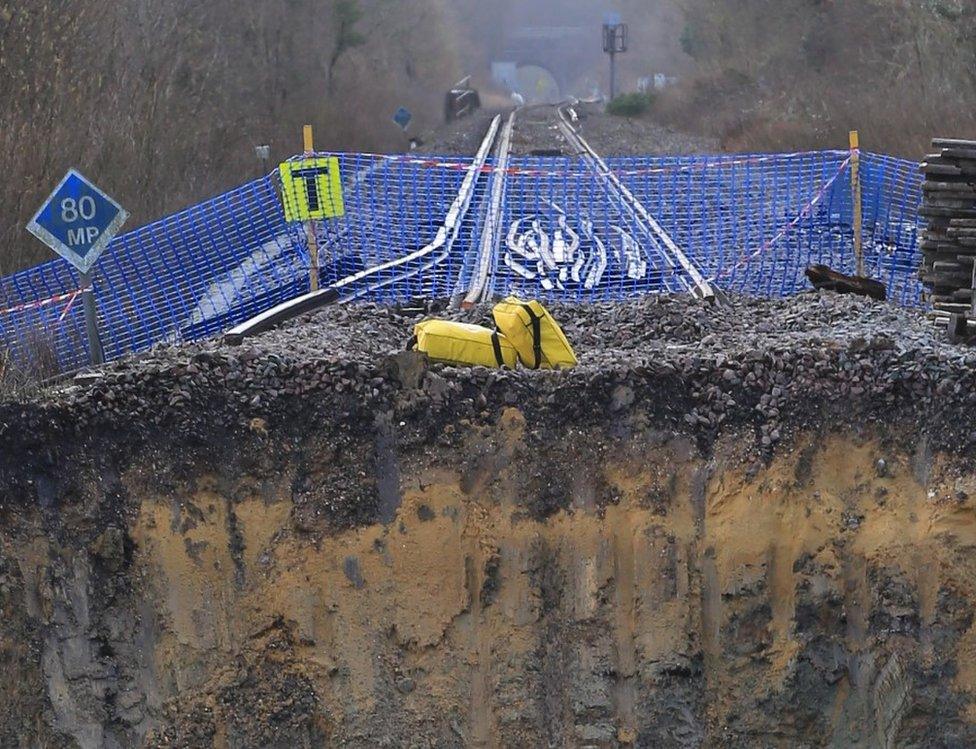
[610,49,617,100]
[80,271,105,365]
[603,20,627,101]
[26,169,127,368]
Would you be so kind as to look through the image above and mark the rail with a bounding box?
[555,104,714,300]
[462,110,517,308]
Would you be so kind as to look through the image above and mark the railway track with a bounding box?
[227,115,505,342]
[461,102,713,305]
[554,104,714,300]
[228,104,713,343]
[461,111,517,308]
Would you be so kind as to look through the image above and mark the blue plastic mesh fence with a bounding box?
[490,151,860,301]
[310,153,477,303]
[0,176,307,372]
[623,151,855,298]
[859,152,923,307]
[493,157,694,299]
[486,150,921,303]
[0,148,923,373]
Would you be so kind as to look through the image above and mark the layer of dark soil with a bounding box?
[2,292,975,532]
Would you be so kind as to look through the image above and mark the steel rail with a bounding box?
[555,105,714,300]
[554,109,683,293]
[337,114,502,302]
[462,110,517,308]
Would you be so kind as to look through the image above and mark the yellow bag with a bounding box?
[410,320,518,369]
[492,297,578,370]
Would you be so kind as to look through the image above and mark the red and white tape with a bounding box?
[711,155,853,283]
[314,149,849,179]
[0,286,89,322]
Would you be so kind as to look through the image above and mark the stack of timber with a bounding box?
[920,138,976,321]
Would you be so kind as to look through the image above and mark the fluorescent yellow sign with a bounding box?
[279,157,345,222]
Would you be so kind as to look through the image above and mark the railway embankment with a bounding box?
[3,293,976,746]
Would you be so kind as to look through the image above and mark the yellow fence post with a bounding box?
[303,124,320,292]
[850,130,864,277]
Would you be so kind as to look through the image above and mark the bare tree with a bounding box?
[662,0,976,154]
[0,0,461,275]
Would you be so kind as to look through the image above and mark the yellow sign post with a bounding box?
[279,125,345,292]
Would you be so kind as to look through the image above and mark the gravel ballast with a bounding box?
[421,103,720,158]
[7,292,976,746]
[1,292,973,455]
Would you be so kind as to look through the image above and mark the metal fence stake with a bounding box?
[850,130,864,277]
[80,271,105,365]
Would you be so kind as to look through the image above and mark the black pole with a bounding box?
[610,49,617,100]
[80,271,105,366]
[603,21,626,101]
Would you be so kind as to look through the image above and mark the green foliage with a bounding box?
[680,23,703,59]
[932,0,965,21]
[606,92,654,118]
[328,0,366,91]
[335,0,365,55]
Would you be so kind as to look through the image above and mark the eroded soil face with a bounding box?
[3,408,976,748]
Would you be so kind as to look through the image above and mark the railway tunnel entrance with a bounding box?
[513,64,561,104]
[492,25,597,102]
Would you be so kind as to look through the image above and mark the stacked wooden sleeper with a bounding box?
[919,138,976,321]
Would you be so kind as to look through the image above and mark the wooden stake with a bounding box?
[303,124,319,292]
[850,130,864,277]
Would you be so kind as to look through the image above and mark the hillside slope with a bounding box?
[0,0,460,275]
[661,0,976,156]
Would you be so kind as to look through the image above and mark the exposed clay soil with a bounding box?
[2,294,976,747]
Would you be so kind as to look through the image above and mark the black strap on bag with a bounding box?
[520,304,543,369]
[406,335,418,351]
[491,332,505,367]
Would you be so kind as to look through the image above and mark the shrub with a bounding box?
[606,92,655,118]
[680,23,703,59]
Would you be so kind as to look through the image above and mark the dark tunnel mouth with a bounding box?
[513,62,564,103]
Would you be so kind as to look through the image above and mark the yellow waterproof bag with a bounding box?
[491,297,578,370]
[410,320,518,369]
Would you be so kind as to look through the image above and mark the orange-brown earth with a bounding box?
[3,405,976,747]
